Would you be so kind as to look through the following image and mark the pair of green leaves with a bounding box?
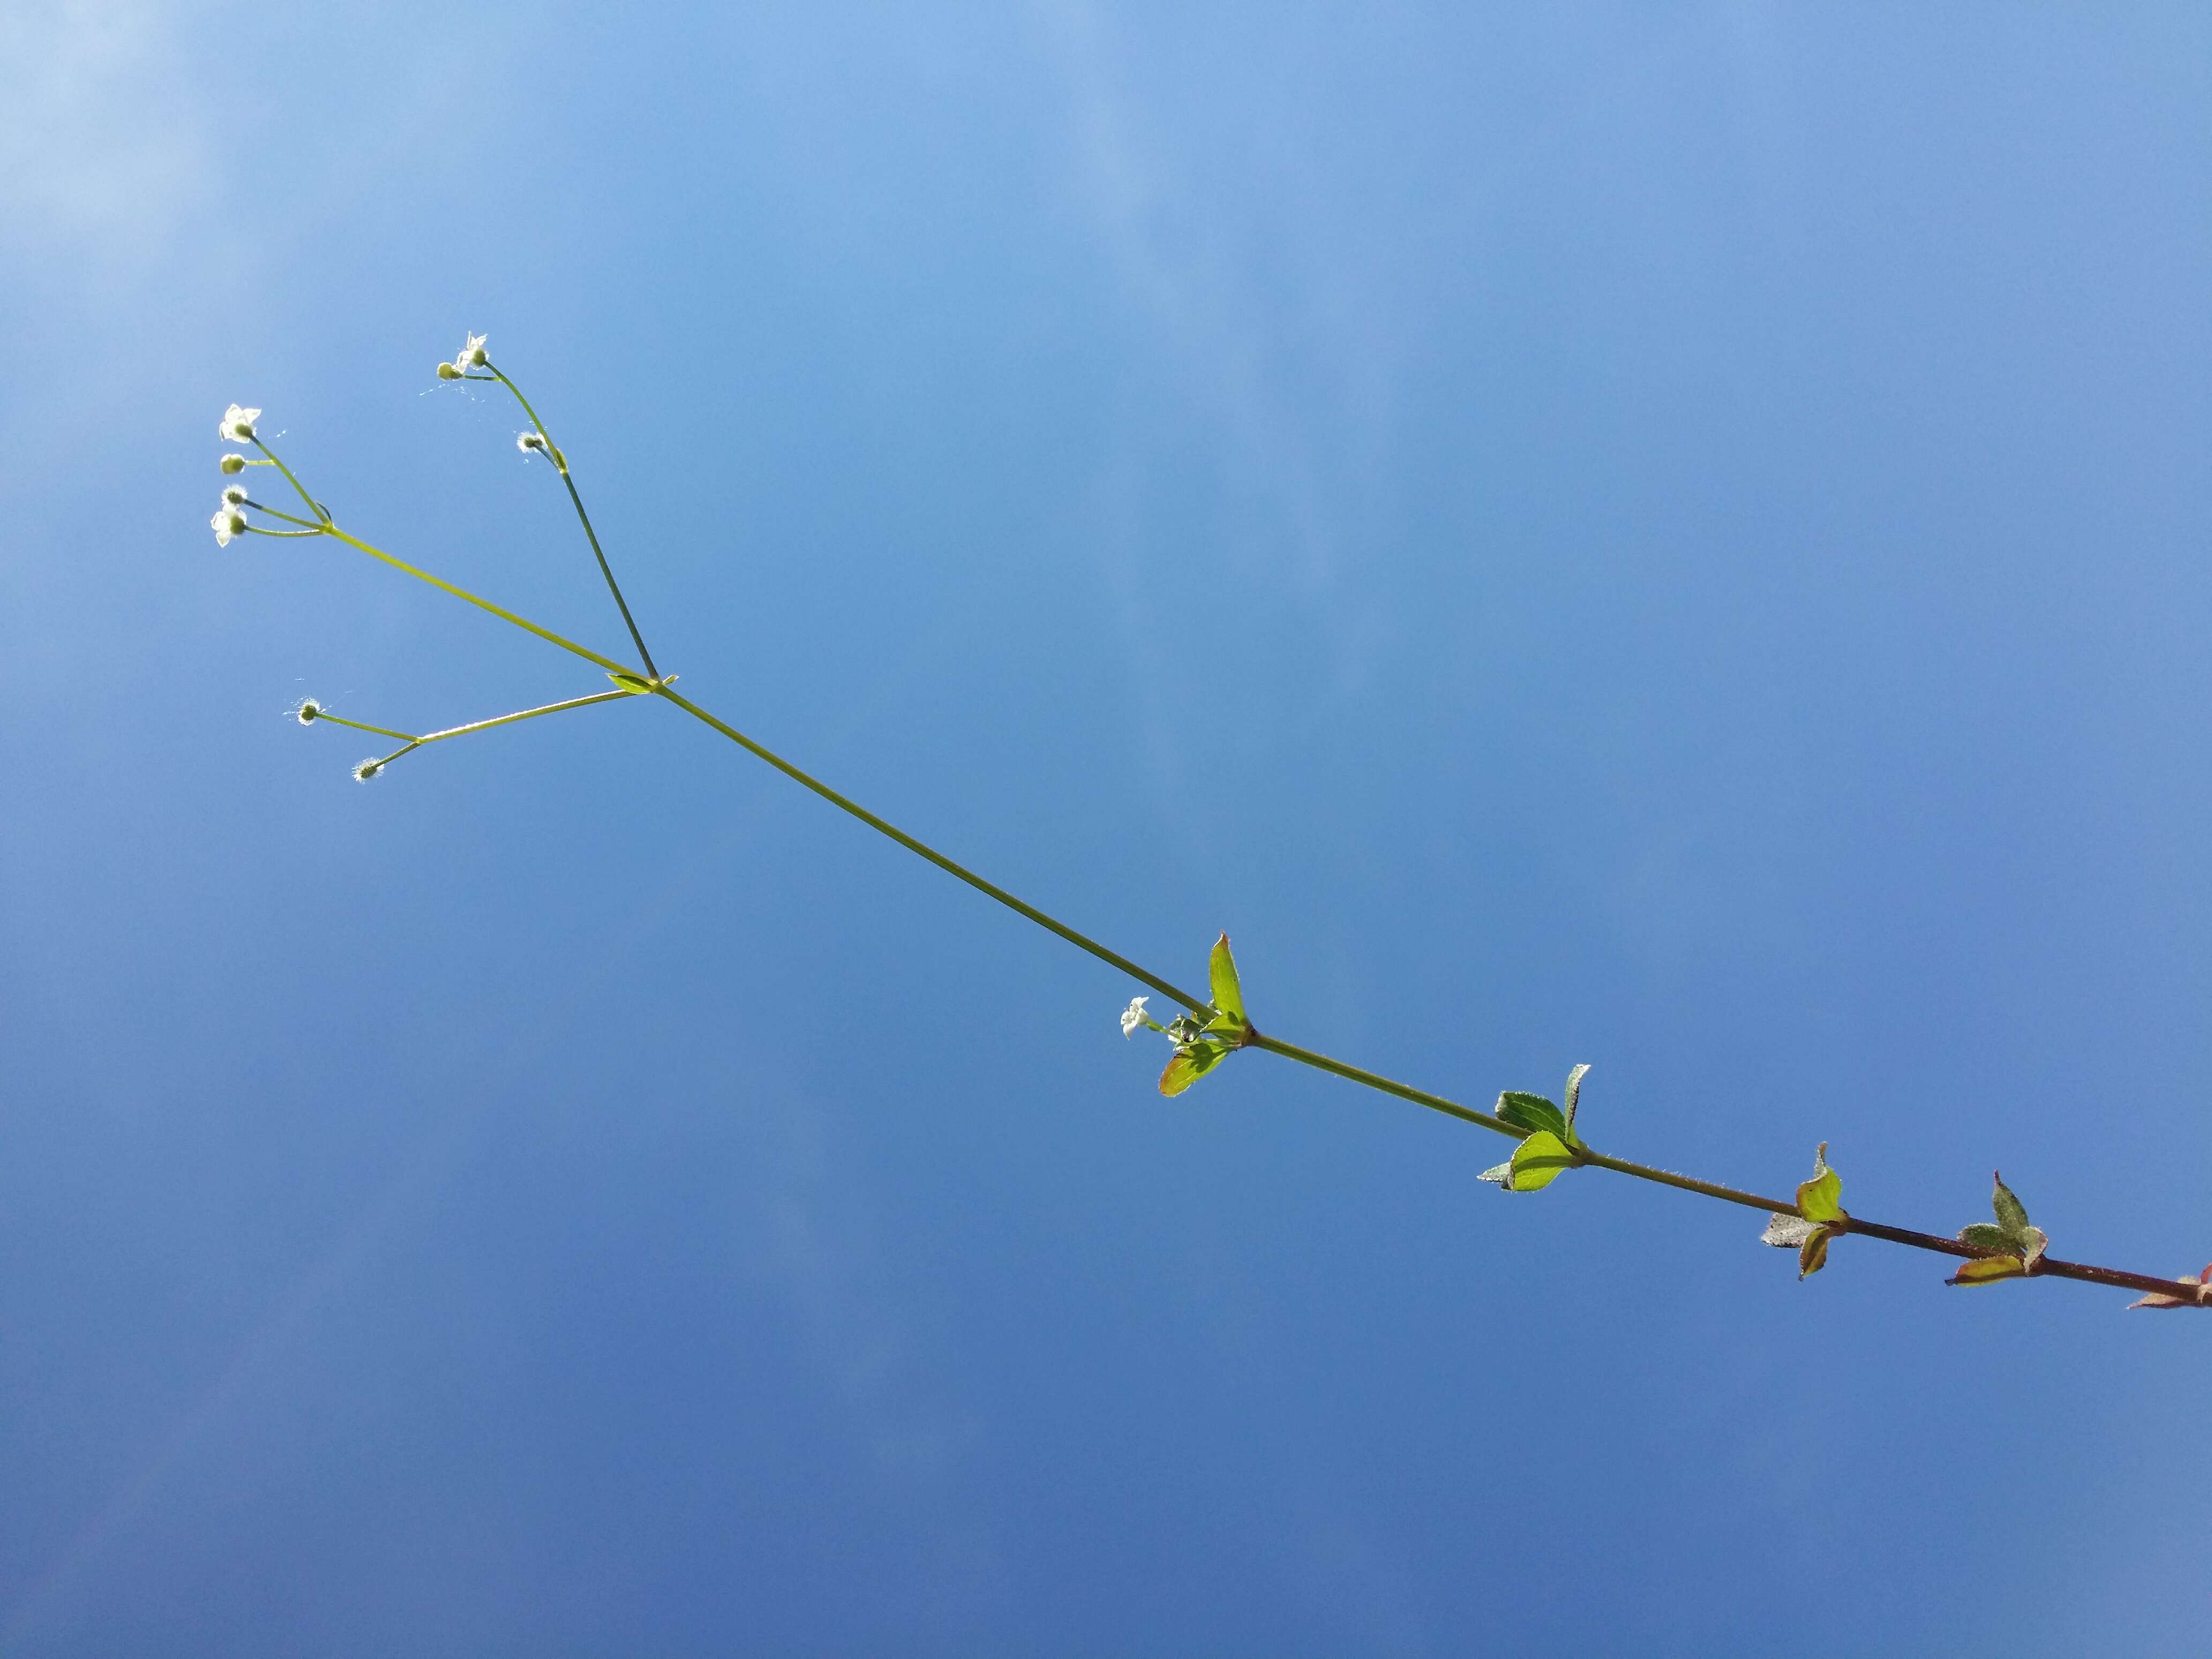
[1947,1172,2047,1286]
[1760,1144,1846,1280]
[1158,933,1251,1096]
[1478,1065,1590,1192]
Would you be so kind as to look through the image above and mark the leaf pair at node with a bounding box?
[1141,934,1254,1097]
[1947,1172,2048,1287]
[1478,1064,1590,1193]
[1760,1144,1847,1280]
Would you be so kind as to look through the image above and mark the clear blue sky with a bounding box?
[5,3,2210,1651]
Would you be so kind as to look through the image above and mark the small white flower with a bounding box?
[1119,996,1149,1038]
[222,484,248,507]
[292,697,322,725]
[455,332,488,370]
[517,431,548,455]
[353,758,383,782]
[220,453,248,474]
[219,403,259,442]
[211,504,246,546]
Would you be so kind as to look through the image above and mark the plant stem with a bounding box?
[250,439,328,522]
[649,685,1213,1015]
[317,522,646,680]
[412,689,637,744]
[487,363,660,680]
[314,712,419,743]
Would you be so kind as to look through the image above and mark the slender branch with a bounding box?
[242,499,326,529]
[648,685,1214,1015]
[487,362,659,680]
[313,712,419,743]
[316,521,646,680]
[250,438,329,522]
[414,689,637,744]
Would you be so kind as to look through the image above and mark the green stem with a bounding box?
[244,500,325,529]
[649,684,1213,1015]
[317,522,646,680]
[313,712,419,743]
[250,438,329,522]
[487,362,659,680]
[413,689,636,744]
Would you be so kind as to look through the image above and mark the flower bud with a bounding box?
[220,453,247,474]
[517,431,548,455]
[222,484,248,507]
[437,362,461,380]
[293,698,322,725]
[353,758,383,782]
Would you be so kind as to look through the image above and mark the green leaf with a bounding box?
[607,671,654,694]
[1506,1130,1576,1192]
[1798,1227,1834,1280]
[1208,933,1244,1021]
[1159,1040,1230,1097]
[1948,1254,2028,1287]
[1562,1064,1590,1145]
[1990,1171,2034,1248]
[1796,1142,1843,1224]
[1496,1092,1568,1140]
[1957,1223,2014,1253]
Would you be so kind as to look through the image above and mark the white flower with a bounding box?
[455,332,488,370]
[1119,996,1149,1038]
[222,484,248,506]
[517,431,548,455]
[292,697,322,725]
[211,504,246,546]
[218,403,259,442]
[353,758,383,782]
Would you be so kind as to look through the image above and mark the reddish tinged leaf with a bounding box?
[2129,1265,2212,1310]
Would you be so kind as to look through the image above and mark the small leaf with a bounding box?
[1947,1254,2028,1287]
[1477,1159,1514,1187]
[1798,1227,1834,1280]
[1563,1063,1590,1145]
[1159,1040,1229,1097]
[608,671,654,694]
[1208,933,1244,1021]
[1957,1223,2014,1253]
[2017,1225,2049,1270]
[1496,1092,1568,1140]
[1506,1130,1576,1192]
[1990,1171,2034,1245]
[1796,1142,1843,1224]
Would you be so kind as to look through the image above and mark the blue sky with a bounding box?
[4,3,2211,1651]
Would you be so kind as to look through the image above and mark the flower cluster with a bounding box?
[437,331,489,381]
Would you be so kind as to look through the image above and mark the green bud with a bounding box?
[437,361,461,380]
[220,453,247,474]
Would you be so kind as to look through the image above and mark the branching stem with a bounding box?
[281,413,2201,1309]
